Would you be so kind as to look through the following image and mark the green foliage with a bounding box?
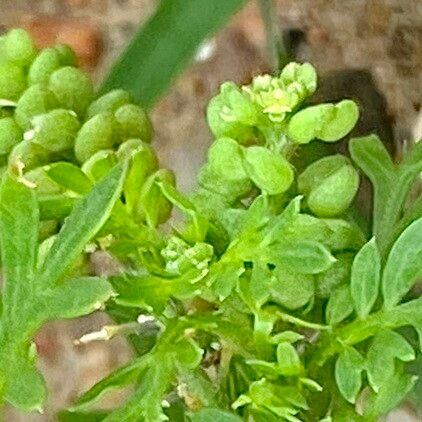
[0,28,421,422]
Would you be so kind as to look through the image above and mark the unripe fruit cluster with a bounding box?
[0,29,153,178]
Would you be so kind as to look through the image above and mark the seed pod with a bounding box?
[32,109,80,152]
[4,29,36,67]
[298,155,359,217]
[0,117,23,155]
[243,146,294,195]
[74,112,117,163]
[0,63,26,101]
[117,139,158,214]
[114,104,153,143]
[8,140,51,171]
[137,169,175,226]
[87,89,132,119]
[28,48,61,85]
[81,149,118,181]
[49,66,94,116]
[14,84,58,130]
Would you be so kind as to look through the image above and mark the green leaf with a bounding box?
[0,175,39,330]
[363,372,417,420]
[243,146,294,195]
[42,277,113,320]
[335,347,365,404]
[36,165,125,288]
[269,240,335,274]
[350,238,381,319]
[101,0,247,108]
[326,284,353,325]
[276,342,302,376]
[366,330,415,392]
[73,356,149,411]
[270,269,314,310]
[191,408,243,422]
[382,217,422,308]
[58,410,110,422]
[46,162,92,194]
[288,100,359,144]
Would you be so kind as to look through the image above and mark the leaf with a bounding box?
[4,351,46,412]
[363,372,417,420]
[350,238,381,319]
[42,277,114,320]
[101,0,247,108]
[0,175,39,330]
[326,285,353,325]
[276,342,302,376]
[288,100,359,144]
[36,164,125,288]
[335,347,365,403]
[73,356,149,411]
[58,410,110,422]
[46,162,92,194]
[382,217,422,308]
[0,165,126,412]
[103,357,174,422]
[269,240,335,274]
[191,408,243,422]
[366,330,415,392]
[243,146,294,194]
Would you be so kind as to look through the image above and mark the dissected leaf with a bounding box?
[326,285,353,325]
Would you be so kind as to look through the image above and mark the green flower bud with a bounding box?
[8,140,51,171]
[81,149,118,181]
[243,146,294,195]
[74,112,117,163]
[54,44,77,66]
[28,48,61,85]
[137,169,175,226]
[0,63,26,101]
[49,66,94,116]
[114,104,153,143]
[279,62,317,97]
[298,155,359,217]
[87,89,132,119]
[25,167,62,194]
[4,29,36,67]
[0,117,23,155]
[32,109,80,152]
[14,84,58,130]
[288,100,359,144]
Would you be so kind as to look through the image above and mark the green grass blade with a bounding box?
[100,0,247,108]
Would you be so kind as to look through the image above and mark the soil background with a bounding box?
[0,0,421,420]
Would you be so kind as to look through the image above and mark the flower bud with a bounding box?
[0,63,26,101]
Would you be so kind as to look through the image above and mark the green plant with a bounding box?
[0,29,422,422]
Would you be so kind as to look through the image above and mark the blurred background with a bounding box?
[0,0,421,420]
